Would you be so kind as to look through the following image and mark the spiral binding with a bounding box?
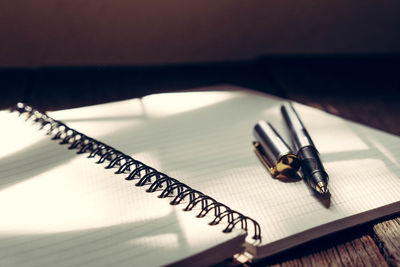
[11,102,262,240]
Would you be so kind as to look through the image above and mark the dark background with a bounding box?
[1,1,400,67]
[2,56,400,136]
[1,1,400,131]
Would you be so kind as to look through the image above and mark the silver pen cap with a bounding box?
[253,121,300,178]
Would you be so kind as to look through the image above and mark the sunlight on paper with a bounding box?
[142,91,237,117]
[65,119,142,141]
[49,98,145,121]
[128,233,179,249]
[0,157,172,235]
[289,104,368,154]
[0,112,44,160]
[311,125,368,154]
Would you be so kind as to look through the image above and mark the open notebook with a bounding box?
[1,86,399,266]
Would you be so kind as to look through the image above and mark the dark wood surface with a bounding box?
[1,57,399,266]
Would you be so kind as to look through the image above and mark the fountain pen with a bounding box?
[281,103,329,194]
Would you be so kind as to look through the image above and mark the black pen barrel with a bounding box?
[297,146,329,191]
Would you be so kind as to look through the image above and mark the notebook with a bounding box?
[1,85,399,266]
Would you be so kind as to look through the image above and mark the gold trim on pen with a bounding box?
[253,141,300,178]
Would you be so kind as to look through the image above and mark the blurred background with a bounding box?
[1,0,400,133]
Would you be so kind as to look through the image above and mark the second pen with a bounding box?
[281,103,329,194]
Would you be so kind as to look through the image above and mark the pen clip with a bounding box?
[253,141,277,176]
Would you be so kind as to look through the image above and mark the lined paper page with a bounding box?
[0,109,245,266]
[53,87,400,259]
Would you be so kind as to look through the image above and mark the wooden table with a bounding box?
[1,57,399,266]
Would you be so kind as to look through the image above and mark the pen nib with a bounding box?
[316,182,329,194]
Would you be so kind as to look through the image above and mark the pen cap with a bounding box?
[253,121,300,177]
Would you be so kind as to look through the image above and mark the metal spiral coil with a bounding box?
[11,102,262,240]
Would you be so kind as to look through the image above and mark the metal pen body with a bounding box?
[281,103,329,194]
[254,121,291,165]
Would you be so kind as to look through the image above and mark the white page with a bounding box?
[0,108,245,266]
[51,86,400,259]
